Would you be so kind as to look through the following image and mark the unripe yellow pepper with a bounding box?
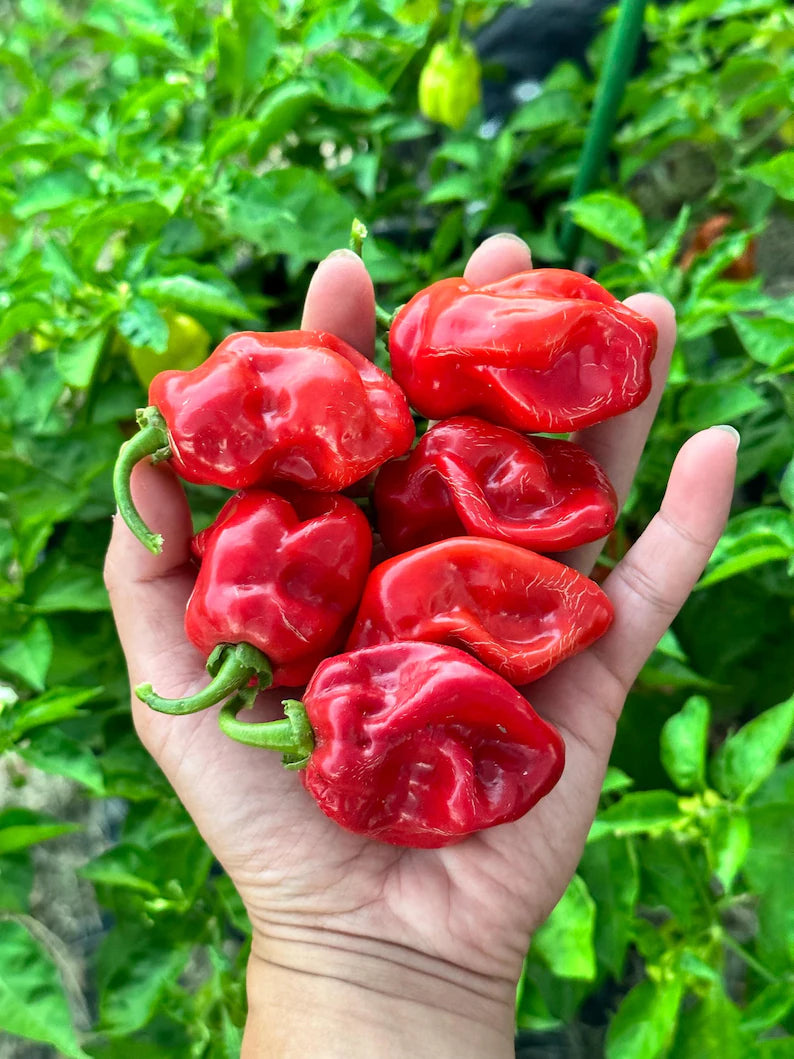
[418,39,481,131]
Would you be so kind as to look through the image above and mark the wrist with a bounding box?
[243,928,517,1058]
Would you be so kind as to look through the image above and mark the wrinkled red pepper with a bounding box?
[218,641,565,848]
[374,415,618,555]
[346,537,613,685]
[135,488,372,713]
[388,269,657,432]
[114,330,415,553]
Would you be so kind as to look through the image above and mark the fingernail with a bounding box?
[480,232,528,248]
[713,424,741,449]
[322,248,360,264]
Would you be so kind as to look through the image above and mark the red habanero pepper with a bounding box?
[135,489,372,714]
[346,537,613,686]
[374,415,618,555]
[388,269,657,432]
[218,641,565,848]
[113,330,415,554]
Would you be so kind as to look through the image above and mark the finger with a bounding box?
[592,424,738,691]
[301,249,376,358]
[542,426,737,726]
[559,294,676,573]
[104,459,204,709]
[528,425,737,796]
[463,233,532,286]
[106,453,294,813]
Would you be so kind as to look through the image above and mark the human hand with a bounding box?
[104,236,738,1058]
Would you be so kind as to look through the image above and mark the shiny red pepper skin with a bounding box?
[150,330,415,491]
[299,642,565,847]
[187,489,372,687]
[388,269,657,432]
[346,537,613,685]
[374,415,618,555]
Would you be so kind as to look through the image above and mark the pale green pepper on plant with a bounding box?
[116,309,211,389]
[418,38,481,130]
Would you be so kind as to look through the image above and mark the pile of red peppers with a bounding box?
[114,268,657,848]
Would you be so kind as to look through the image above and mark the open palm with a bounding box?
[105,236,737,1053]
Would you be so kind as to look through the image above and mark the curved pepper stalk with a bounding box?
[218,695,314,770]
[136,643,273,716]
[113,405,172,554]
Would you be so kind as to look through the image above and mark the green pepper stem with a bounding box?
[449,0,465,49]
[136,643,273,716]
[218,696,314,770]
[349,218,368,257]
[112,405,172,554]
[349,218,396,333]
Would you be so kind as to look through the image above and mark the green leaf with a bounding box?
[605,974,684,1059]
[0,851,34,914]
[780,459,794,511]
[700,507,794,589]
[751,759,794,808]
[698,546,794,588]
[579,836,639,978]
[745,151,794,200]
[747,1040,794,1059]
[249,82,321,160]
[741,981,794,1036]
[18,727,105,793]
[509,90,580,132]
[639,650,716,690]
[601,767,634,796]
[589,790,683,841]
[424,173,480,205]
[565,192,647,254]
[26,555,111,614]
[97,923,191,1035]
[0,919,89,1057]
[670,981,742,1059]
[744,804,794,973]
[646,203,692,272]
[8,686,101,740]
[12,169,93,220]
[679,381,766,432]
[301,0,359,48]
[0,301,53,346]
[56,329,108,389]
[216,1,277,94]
[117,298,169,353]
[0,617,52,691]
[226,169,355,273]
[205,118,260,166]
[708,809,750,891]
[531,874,596,980]
[640,833,709,930]
[660,695,710,791]
[138,274,248,319]
[730,313,794,367]
[314,53,389,111]
[712,694,794,800]
[80,844,160,896]
[0,808,80,854]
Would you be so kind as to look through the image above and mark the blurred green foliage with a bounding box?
[0,0,792,1054]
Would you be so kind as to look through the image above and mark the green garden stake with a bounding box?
[559,0,648,265]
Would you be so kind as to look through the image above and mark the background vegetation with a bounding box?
[0,0,792,1055]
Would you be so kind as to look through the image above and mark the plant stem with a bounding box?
[136,643,272,715]
[112,405,172,554]
[719,929,779,984]
[218,695,314,769]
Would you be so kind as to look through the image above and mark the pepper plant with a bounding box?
[0,0,793,1056]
